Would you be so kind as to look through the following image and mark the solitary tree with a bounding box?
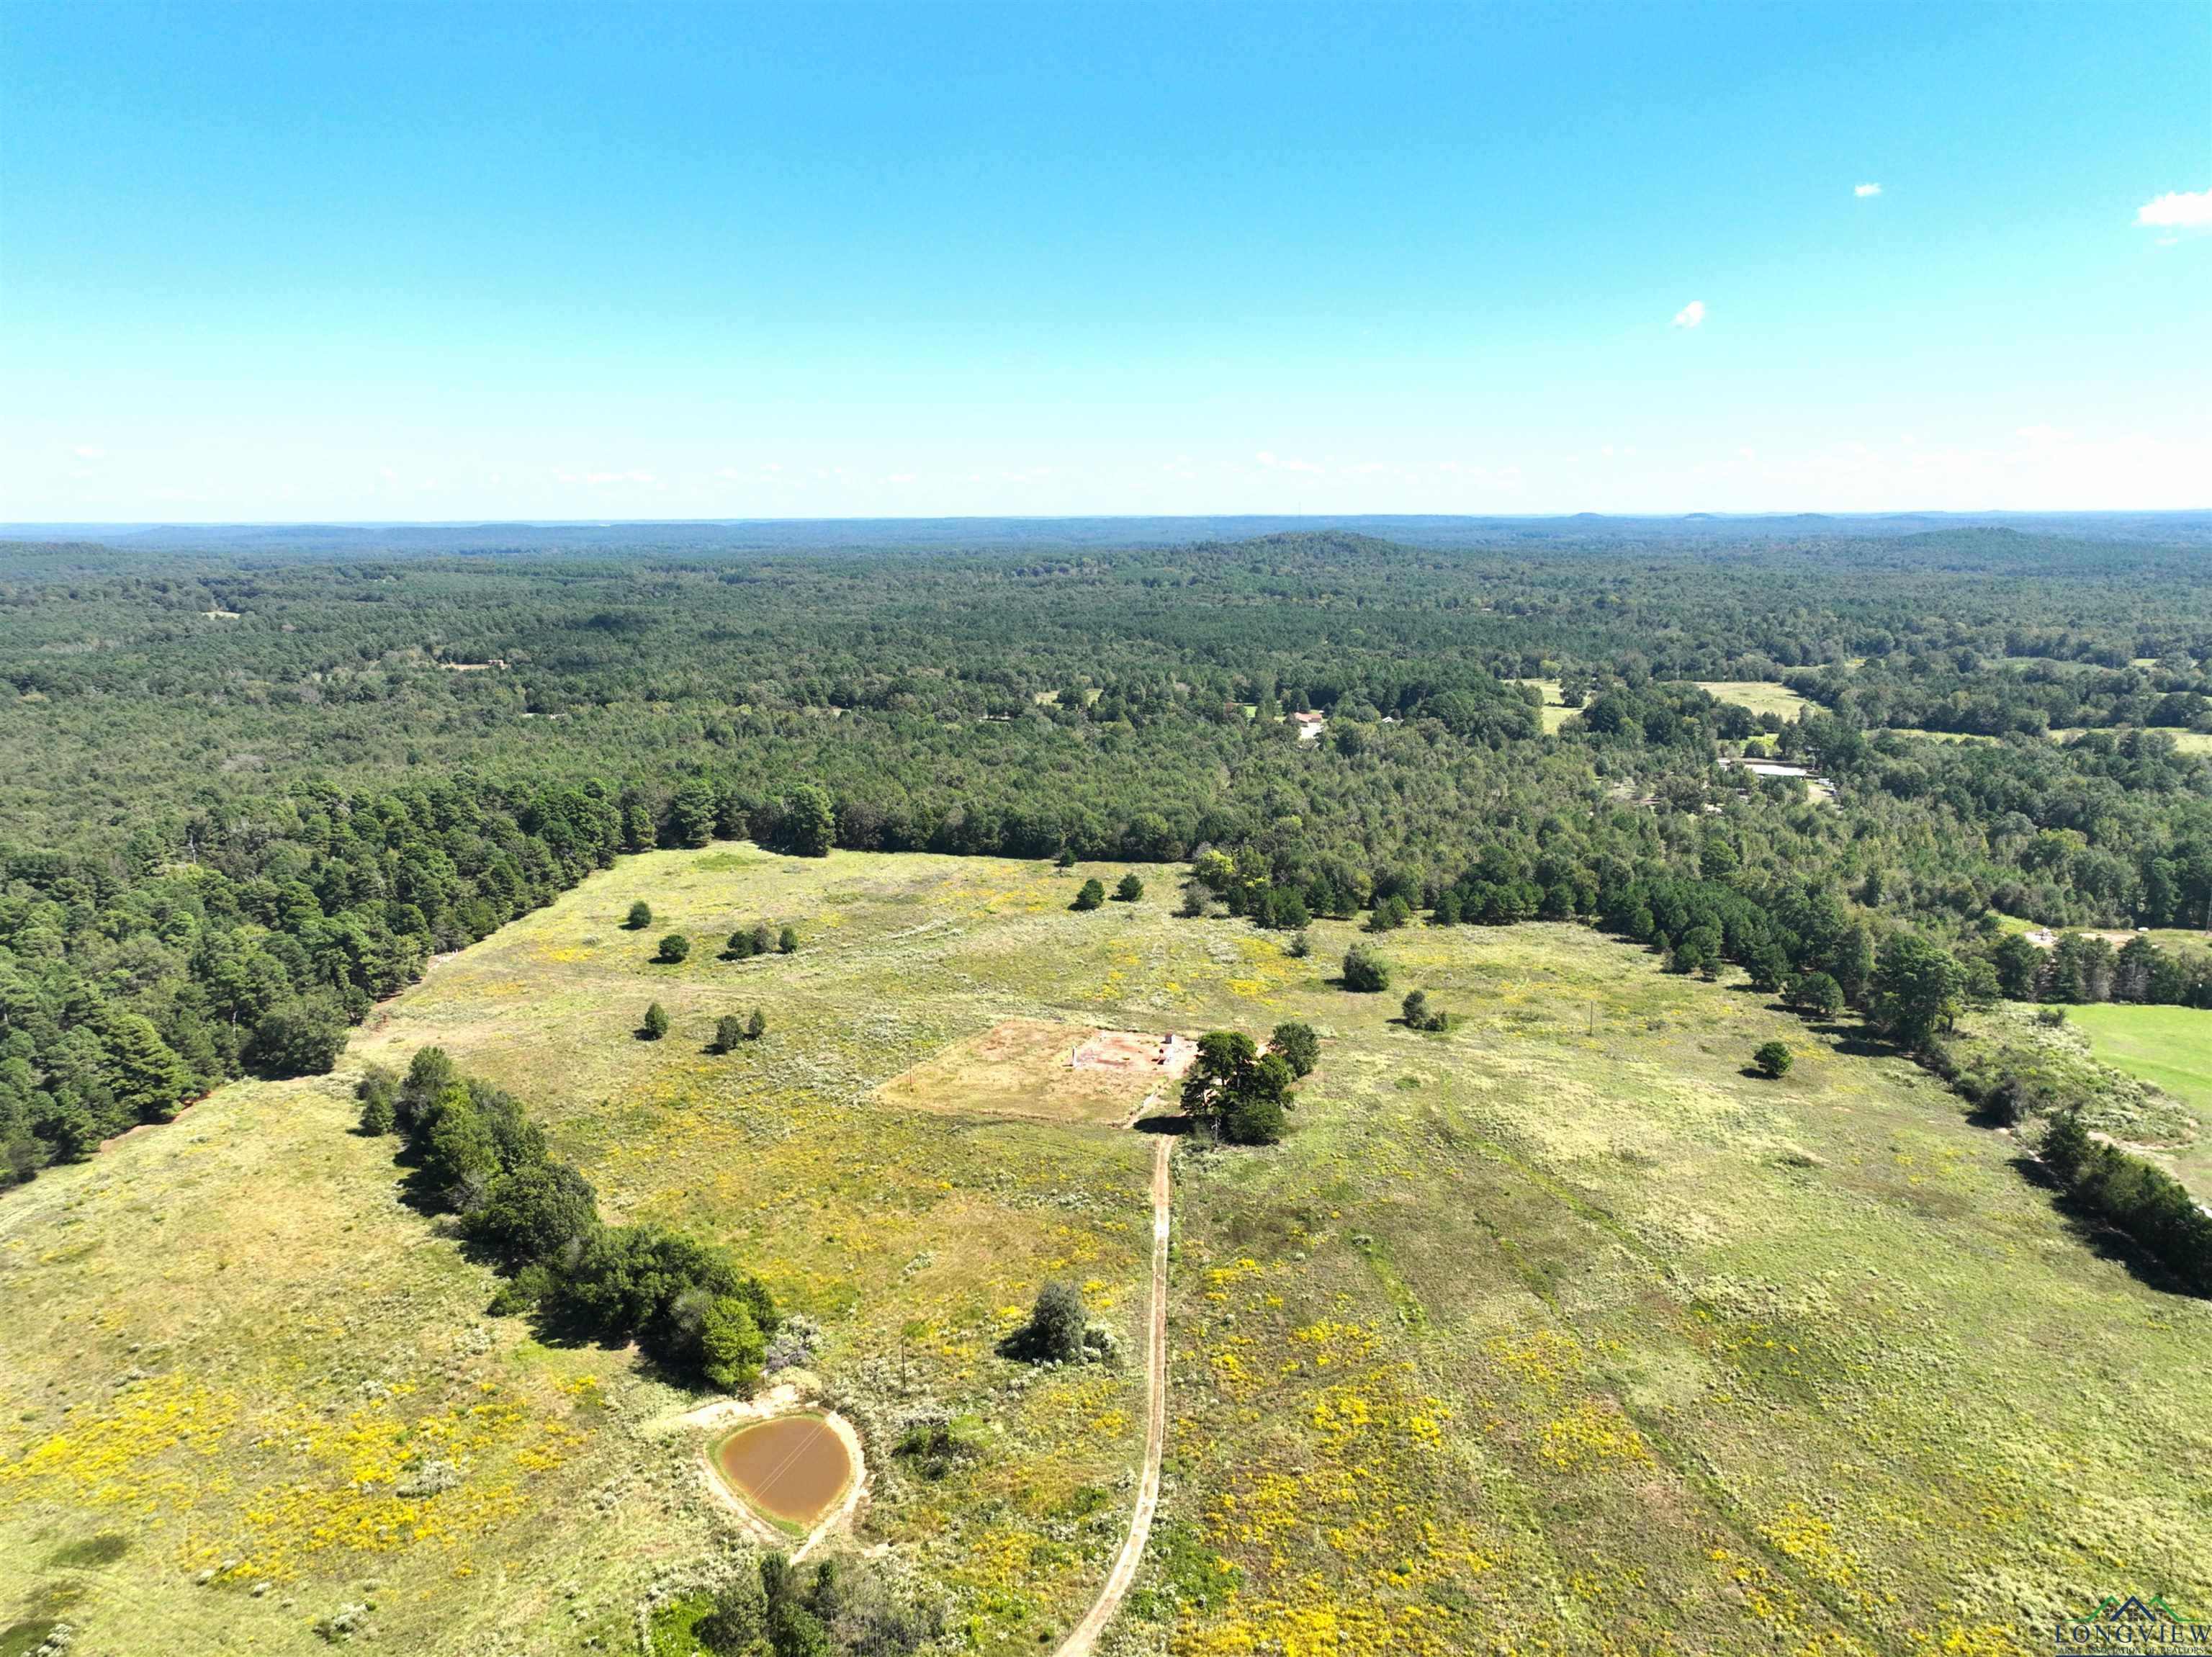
[1056,848,1078,868]
[750,922,773,956]
[1115,874,1144,902]
[1341,946,1392,992]
[1003,1282,1089,1363]
[1071,879,1106,912]
[713,1014,745,1054]
[1270,1020,1321,1077]
[1284,929,1312,958]
[726,928,757,959]
[641,1002,670,1041]
[746,1007,767,1041]
[624,900,653,931]
[1752,1041,1794,1079]
[778,925,799,954]
[655,933,691,964]
[1401,989,1447,1031]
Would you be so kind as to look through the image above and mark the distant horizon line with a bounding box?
[6,506,2210,532]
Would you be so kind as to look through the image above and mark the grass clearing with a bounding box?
[1696,680,1817,720]
[1519,679,1577,733]
[4,849,2210,1655]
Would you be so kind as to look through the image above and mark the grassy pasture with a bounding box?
[4,848,2211,1657]
[1696,680,1817,720]
[1518,680,1577,733]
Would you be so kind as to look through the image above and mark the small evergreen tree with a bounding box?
[1401,990,1447,1031]
[356,1064,398,1134]
[726,928,756,959]
[1115,873,1144,902]
[1784,971,1844,1018]
[1753,1041,1794,1079]
[655,933,691,964]
[746,1007,766,1041]
[1285,929,1312,958]
[641,1002,670,1041]
[713,1014,745,1054]
[1004,1282,1089,1363]
[778,925,799,954]
[1072,879,1106,911]
[625,900,653,930]
[750,923,774,956]
[1341,946,1391,992]
[1270,1020,1321,1077]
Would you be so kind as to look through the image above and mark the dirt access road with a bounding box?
[1053,1131,1172,1657]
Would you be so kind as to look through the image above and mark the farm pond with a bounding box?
[711,1414,854,1526]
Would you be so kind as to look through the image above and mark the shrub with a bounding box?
[656,933,691,964]
[894,1416,981,1481]
[1285,929,1311,958]
[698,1295,768,1391]
[1753,1041,1794,1079]
[726,928,757,959]
[746,1007,766,1041]
[1367,894,1412,933]
[1401,990,1447,1032]
[778,925,799,953]
[1270,1020,1320,1077]
[625,900,653,930]
[641,1002,670,1040]
[1341,946,1391,992]
[356,1065,398,1134]
[1115,873,1144,902]
[712,1014,745,1054]
[1002,1281,1089,1363]
[1071,878,1106,911]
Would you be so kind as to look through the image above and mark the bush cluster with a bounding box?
[363,1048,781,1388]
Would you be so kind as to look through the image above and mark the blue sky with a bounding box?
[3,1,2206,520]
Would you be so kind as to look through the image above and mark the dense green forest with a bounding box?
[6,518,2212,1288]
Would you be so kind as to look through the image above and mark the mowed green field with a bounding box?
[1695,681,1817,720]
[4,848,2211,1657]
[2065,1002,2212,1189]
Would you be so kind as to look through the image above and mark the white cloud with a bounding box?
[2136,188,2212,230]
[1671,300,1707,329]
[1854,182,1881,198]
[70,443,105,460]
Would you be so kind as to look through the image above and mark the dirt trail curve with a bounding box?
[1055,1131,1172,1657]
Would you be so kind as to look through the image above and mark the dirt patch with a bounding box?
[1074,1029,1198,1079]
[878,1017,1188,1126]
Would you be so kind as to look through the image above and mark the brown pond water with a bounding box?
[712,1415,852,1525]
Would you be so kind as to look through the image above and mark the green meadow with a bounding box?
[4,848,2209,1656]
